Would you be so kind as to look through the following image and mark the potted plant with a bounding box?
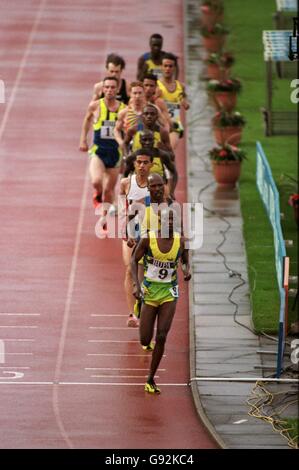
[207,78,242,110]
[205,51,235,80]
[200,0,224,27]
[212,110,246,145]
[200,23,230,52]
[209,144,247,186]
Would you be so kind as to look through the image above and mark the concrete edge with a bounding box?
[182,0,227,450]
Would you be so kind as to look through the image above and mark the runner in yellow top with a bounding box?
[131,208,191,394]
[137,34,180,81]
[157,53,190,152]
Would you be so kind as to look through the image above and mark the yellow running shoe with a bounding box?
[142,341,155,351]
[144,380,161,394]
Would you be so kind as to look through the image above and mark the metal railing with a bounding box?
[256,141,288,377]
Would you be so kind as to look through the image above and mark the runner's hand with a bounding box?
[79,142,89,152]
[127,238,136,248]
[133,284,142,300]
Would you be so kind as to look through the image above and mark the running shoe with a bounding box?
[127,314,139,327]
[93,191,102,209]
[144,380,161,394]
[142,341,155,351]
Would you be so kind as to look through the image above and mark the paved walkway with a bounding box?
[185,0,293,449]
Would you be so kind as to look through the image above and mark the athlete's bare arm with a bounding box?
[137,56,147,81]
[159,126,172,152]
[155,98,172,130]
[92,81,103,101]
[123,125,138,155]
[131,238,150,297]
[114,107,128,151]
[159,151,178,198]
[180,85,190,110]
[79,100,99,151]
[180,239,191,281]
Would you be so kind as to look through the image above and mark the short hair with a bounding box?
[142,103,158,113]
[150,33,163,42]
[105,53,126,70]
[103,76,119,85]
[130,81,144,90]
[143,73,158,83]
[134,148,154,162]
[162,52,178,65]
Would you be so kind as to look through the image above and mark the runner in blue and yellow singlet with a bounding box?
[79,76,126,210]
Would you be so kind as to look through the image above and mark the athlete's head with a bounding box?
[133,149,153,177]
[162,53,178,79]
[147,173,165,203]
[149,34,163,58]
[139,129,155,148]
[130,81,145,105]
[159,207,175,237]
[142,104,158,128]
[105,54,126,80]
[102,76,119,99]
[143,74,158,99]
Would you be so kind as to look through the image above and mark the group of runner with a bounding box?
[79,34,191,394]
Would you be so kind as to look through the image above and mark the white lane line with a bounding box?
[0,0,47,143]
[89,326,140,330]
[5,353,33,355]
[90,314,127,317]
[85,367,166,371]
[52,162,89,450]
[0,381,187,386]
[2,338,35,343]
[0,366,30,369]
[0,326,38,328]
[0,313,40,316]
[87,353,166,357]
[90,375,160,379]
[88,340,140,343]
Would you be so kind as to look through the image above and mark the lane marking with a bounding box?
[0,313,40,316]
[0,381,187,386]
[91,375,160,379]
[90,314,127,317]
[52,163,89,450]
[88,339,140,343]
[87,353,166,357]
[85,367,165,371]
[89,326,143,330]
[0,366,30,369]
[0,0,47,143]
[5,353,33,355]
[1,339,35,342]
[0,326,38,328]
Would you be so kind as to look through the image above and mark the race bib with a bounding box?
[100,120,116,139]
[146,259,175,283]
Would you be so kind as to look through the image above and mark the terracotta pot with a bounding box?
[206,63,230,80]
[213,126,242,145]
[200,8,224,28]
[212,160,241,187]
[202,35,225,52]
[213,91,237,111]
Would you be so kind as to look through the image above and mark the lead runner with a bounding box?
[131,208,191,394]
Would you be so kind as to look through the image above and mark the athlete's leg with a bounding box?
[148,300,176,381]
[139,303,157,348]
[89,155,105,196]
[170,131,180,152]
[122,241,137,324]
[103,167,120,205]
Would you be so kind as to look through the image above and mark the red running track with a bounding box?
[0,0,217,449]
